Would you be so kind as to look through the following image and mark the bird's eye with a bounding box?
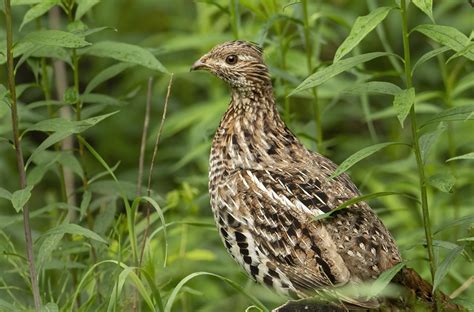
[225,55,238,65]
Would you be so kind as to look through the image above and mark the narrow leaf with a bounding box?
[43,223,107,244]
[434,215,474,235]
[330,142,407,179]
[428,173,455,193]
[342,81,402,95]
[0,187,12,200]
[369,262,405,297]
[80,190,92,220]
[37,233,64,270]
[75,0,100,21]
[334,7,393,62]
[412,46,450,74]
[23,30,91,48]
[11,185,34,212]
[84,63,133,94]
[412,0,434,22]
[447,152,474,162]
[393,88,415,127]
[413,24,474,61]
[82,41,167,73]
[419,122,446,163]
[290,52,393,95]
[433,246,463,292]
[422,104,474,127]
[20,0,60,30]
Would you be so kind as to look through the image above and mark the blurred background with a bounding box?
[0,0,473,311]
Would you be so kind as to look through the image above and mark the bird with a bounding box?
[190,40,454,310]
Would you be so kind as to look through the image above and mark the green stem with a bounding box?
[4,0,42,310]
[229,0,239,39]
[302,0,324,153]
[400,0,438,309]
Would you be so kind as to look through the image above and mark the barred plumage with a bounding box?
[190,41,449,310]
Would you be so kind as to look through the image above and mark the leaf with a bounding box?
[40,302,59,312]
[75,0,100,21]
[342,81,402,95]
[334,7,393,62]
[290,52,393,95]
[84,62,133,94]
[20,0,60,30]
[82,41,167,73]
[0,187,12,200]
[26,132,72,169]
[369,262,405,297]
[79,190,92,220]
[434,214,474,235]
[428,173,455,193]
[419,122,446,163]
[447,152,474,162]
[37,233,64,271]
[432,246,463,292]
[330,142,407,179]
[393,88,415,127]
[421,104,474,127]
[12,0,42,5]
[412,46,450,74]
[43,223,107,244]
[314,192,415,221]
[412,24,474,61]
[412,0,434,22]
[11,185,34,212]
[23,30,91,48]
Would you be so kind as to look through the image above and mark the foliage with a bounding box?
[0,0,472,311]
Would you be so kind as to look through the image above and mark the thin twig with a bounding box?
[449,275,474,299]
[4,0,41,310]
[136,77,154,197]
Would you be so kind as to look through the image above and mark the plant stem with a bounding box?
[229,0,239,39]
[400,0,438,309]
[302,0,324,153]
[4,0,42,310]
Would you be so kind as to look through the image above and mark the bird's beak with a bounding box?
[190,59,208,72]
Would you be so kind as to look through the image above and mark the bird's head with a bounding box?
[190,40,271,91]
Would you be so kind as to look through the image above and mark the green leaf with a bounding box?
[330,142,407,179]
[432,246,463,292]
[419,122,446,163]
[23,30,91,48]
[447,152,474,162]
[368,262,405,297]
[11,185,34,212]
[20,0,60,30]
[12,0,42,5]
[43,223,107,244]
[413,24,474,61]
[75,0,100,21]
[314,192,415,221]
[82,41,167,73]
[290,52,393,95]
[421,104,474,127]
[84,63,133,94]
[342,81,402,95]
[37,233,64,271]
[334,7,393,62]
[428,173,455,193]
[79,190,92,220]
[412,46,450,74]
[40,302,59,312]
[0,187,12,200]
[434,215,474,235]
[393,88,415,127]
[412,0,434,22]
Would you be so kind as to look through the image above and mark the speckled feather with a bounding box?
[192,41,401,308]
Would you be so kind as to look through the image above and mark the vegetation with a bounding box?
[0,0,472,311]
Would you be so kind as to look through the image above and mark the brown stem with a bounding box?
[4,0,42,310]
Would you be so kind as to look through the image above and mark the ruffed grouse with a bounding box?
[191,41,444,310]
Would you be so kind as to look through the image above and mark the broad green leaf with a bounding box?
[334,7,393,62]
[27,155,60,186]
[393,88,415,127]
[11,185,34,212]
[40,302,59,312]
[342,81,401,95]
[412,46,450,74]
[314,192,415,221]
[26,132,71,169]
[368,262,405,297]
[330,142,407,179]
[428,173,455,193]
[412,0,434,22]
[82,41,167,73]
[58,153,84,179]
[413,24,474,61]
[433,246,463,292]
[290,52,393,95]
[79,190,92,220]
[0,187,12,200]
[43,223,107,244]
[37,233,64,271]
[419,122,446,163]
[447,152,474,162]
[453,72,474,97]
[23,30,91,48]
[84,63,133,94]
[75,0,100,21]
[422,104,474,127]
[20,0,61,30]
